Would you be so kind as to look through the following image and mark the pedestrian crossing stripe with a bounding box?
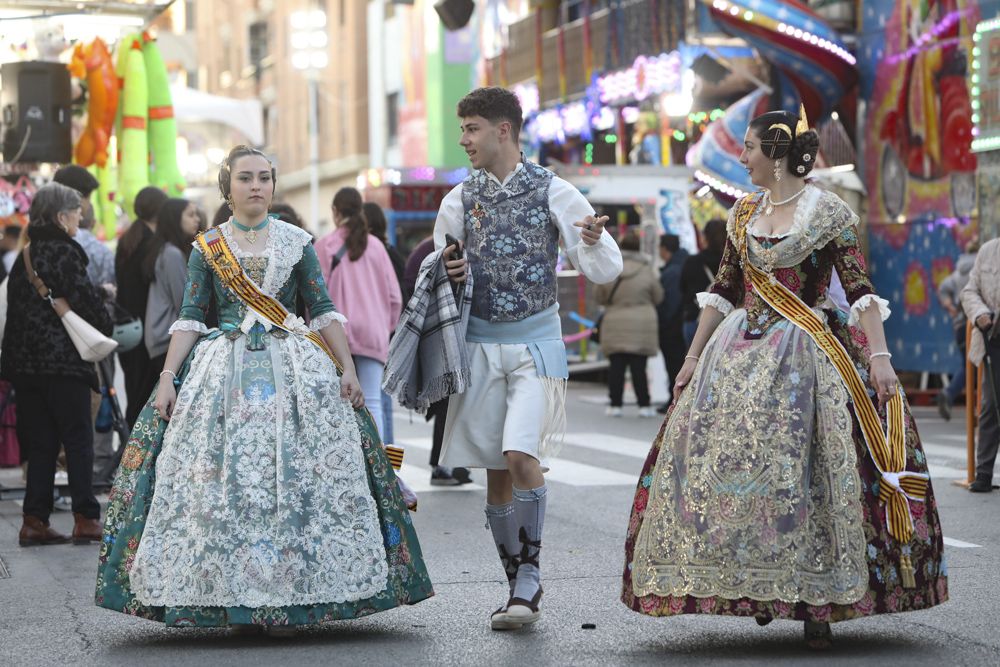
[399,438,638,487]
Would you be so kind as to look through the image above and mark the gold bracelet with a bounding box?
[159,370,177,380]
[685,354,699,362]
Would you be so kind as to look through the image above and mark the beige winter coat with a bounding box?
[596,252,664,356]
[961,237,1000,367]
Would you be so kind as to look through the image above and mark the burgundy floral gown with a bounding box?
[622,185,947,623]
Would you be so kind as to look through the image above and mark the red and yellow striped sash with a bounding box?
[195,227,342,370]
[733,197,928,546]
[194,227,404,470]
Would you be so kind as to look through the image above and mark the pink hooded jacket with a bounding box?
[315,227,402,364]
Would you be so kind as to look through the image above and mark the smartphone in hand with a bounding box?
[445,233,463,261]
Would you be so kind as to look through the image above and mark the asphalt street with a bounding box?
[2,380,999,666]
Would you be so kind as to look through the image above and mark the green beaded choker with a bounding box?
[231,216,270,244]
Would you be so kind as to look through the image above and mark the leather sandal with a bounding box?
[804,621,832,650]
[490,604,519,631]
[492,587,543,630]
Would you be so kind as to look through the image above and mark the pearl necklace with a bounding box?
[763,186,807,216]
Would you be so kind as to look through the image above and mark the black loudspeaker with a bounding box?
[691,54,731,85]
[434,0,475,31]
[1,61,72,164]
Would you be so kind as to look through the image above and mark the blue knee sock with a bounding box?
[512,484,547,601]
[485,502,519,594]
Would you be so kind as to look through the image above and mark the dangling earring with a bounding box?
[773,159,782,182]
[226,194,234,211]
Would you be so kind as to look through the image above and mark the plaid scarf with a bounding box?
[382,249,472,412]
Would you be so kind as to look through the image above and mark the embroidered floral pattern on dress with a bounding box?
[622,188,947,623]
[630,311,868,605]
[710,187,878,342]
[128,333,389,608]
[174,220,338,333]
[96,223,431,627]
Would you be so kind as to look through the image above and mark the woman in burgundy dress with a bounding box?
[622,108,946,648]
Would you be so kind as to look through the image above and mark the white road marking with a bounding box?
[542,459,639,487]
[563,433,652,460]
[396,437,639,487]
[392,423,996,487]
[943,536,982,548]
[395,461,485,494]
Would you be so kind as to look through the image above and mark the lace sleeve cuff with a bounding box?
[848,294,891,326]
[697,292,734,316]
[309,310,347,331]
[168,319,209,335]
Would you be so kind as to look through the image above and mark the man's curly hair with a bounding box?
[456,87,523,140]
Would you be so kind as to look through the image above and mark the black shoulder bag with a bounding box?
[590,276,623,344]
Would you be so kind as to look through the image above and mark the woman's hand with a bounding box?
[673,357,699,396]
[153,376,177,421]
[870,357,899,409]
[340,369,365,409]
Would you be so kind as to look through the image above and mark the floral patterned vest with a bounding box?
[462,161,560,322]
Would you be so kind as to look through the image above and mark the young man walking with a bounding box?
[433,87,622,629]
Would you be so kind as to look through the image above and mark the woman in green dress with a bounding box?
[95,145,433,634]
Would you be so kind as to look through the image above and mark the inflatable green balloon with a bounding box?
[119,39,149,219]
[143,34,185,197]
[97,162,117,241]
[113,32,139,166]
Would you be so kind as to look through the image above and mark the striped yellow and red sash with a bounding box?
[195,227,404,470]
[732,197,928,549]
[196,227,343,370]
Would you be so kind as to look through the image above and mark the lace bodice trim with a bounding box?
[733,186,860,270]
[193,219,313,334]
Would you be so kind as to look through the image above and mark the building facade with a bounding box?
[194,0,370,232]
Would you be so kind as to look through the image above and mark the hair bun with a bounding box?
[788,129,820,177]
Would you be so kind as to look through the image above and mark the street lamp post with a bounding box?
[291,9,329,230]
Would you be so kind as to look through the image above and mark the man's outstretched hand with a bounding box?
[574,214,610,246]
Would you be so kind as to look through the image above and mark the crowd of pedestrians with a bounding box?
[0,87,993,647]
[0,145,996,564]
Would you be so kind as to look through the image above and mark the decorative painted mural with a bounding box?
[860,0,984,372]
